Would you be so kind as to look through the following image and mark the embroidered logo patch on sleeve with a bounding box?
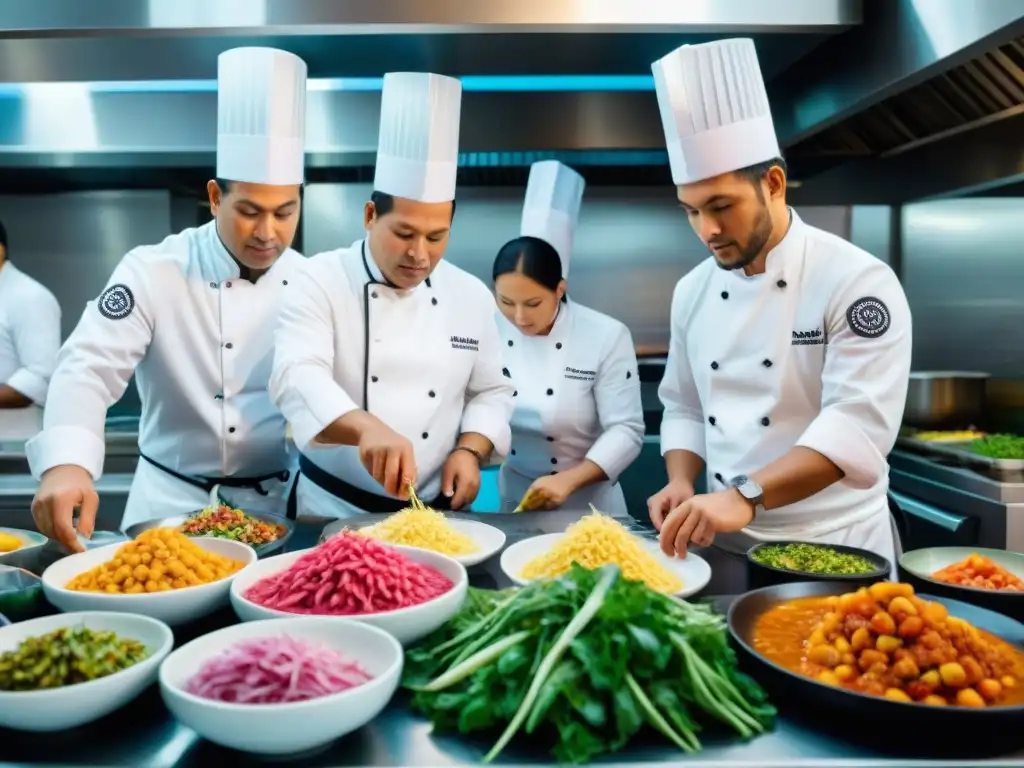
[846,296,890,339]
[97,284,135,321]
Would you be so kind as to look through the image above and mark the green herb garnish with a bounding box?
[0,625,149,691]
[968,434,1024,461]
[751,542,876,575]
[402,564,775,764]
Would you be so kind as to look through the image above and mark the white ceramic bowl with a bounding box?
[0,611,173,731]
[499,532,712,598]
[160,617,403,755]
[356,517,507,567]
[230,544,467,646]
[0,526,47,568]
[42,537,257,626]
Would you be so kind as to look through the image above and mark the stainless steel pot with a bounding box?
[903,371,990,429]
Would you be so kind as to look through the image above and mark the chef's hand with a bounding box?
[31,465,99,553]
[647,479,696,532]
[659,489,755,558]
[357,419,417,498]
[520,474,574,511]
[441,449,480,510]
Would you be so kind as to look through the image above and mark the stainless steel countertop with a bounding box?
[1,512,1022,767]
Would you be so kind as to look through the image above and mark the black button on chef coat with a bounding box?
[546,436,554,442]
[776,279,787,288]
[508,340,513,347]
[714,472,724,483]
[546,388,554,396]
[431,297,437,305]
[761,417,770,426]
[721,291,729,299]
[711,361,719,370]
[428,390,436,398]
[511,449,516,456]
[422,432,429,439]
[371,375,379,383]
[550,458,557,465]
[555,343,562,349]
[709,416,716,426]
[763,359,773,368]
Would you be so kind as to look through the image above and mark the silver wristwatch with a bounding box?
[728,475,764,521]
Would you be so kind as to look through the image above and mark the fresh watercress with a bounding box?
[403,563,775,764]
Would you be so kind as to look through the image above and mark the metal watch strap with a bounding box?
[728,475,764,521]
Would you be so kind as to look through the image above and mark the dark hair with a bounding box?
[369,190,457,221]
[734,156,788,186]
[493,235,567,303]
[214,178,305,198]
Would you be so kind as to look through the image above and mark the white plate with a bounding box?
[499,532,711,598]
[356,517,506,567]
[0,527,47,567]
[41,537,257,626]
[0,611,173,731]
[159,616,402,755]
[229,544,468,647]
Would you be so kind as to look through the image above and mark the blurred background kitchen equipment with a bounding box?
[903,371,990,430]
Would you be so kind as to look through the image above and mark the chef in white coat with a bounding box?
[494,161,644,518]
[270,72,515,519]
[646,39,912,569]
[27,47,309,550]
[0,220,62,416]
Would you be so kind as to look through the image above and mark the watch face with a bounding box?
[730,475,762,501]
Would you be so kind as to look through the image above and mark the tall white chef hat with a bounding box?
[651,38,780,186]
[373,72,463,203]
[216,47,308,186]
[520,161,585,279]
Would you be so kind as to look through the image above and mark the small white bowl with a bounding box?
[42,537,257,626]
[0,611,173,731]
[356,518,507,567]
[230,544,467,646]
[159,617,402,755]
[499,532,712,598]
[0,526,47,568]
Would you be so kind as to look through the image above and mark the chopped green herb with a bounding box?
[0,625,149,691]
[403,564,775,764]
[968,434,1024,461]
[751,542,876,575]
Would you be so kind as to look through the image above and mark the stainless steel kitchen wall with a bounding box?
[902,198,1024,378]
[303,183,854,352]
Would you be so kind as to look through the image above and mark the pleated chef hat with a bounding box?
[373,72,463,203]
[520,161,585,279]
[651,38,780,185]
[216,47,308,186]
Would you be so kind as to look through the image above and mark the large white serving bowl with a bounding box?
[0,611,173,731]
[230,544,467,646]
[160,617,402,755]
[499,532,712,598]
[41,537,257,626]
[355,517,507,567]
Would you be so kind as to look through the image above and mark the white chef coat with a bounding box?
[658,210,912,569]
[497,299,644,518]
[25,221,301,529]
[270,238,516,519]
[0,262,61,406]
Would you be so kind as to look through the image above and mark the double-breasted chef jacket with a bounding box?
[270,239,516,519]
[26,221,302,530]
[658,210,912,567]
[498,299,644,518]
[0,261,61,407]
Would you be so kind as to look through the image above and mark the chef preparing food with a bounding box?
[0,219,62,412]
[270,71,515,518]
[27,47,309,550]
[646,38,912,569]
[493,160,644,517]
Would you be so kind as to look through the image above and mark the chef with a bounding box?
[270,71,515,519]
[27,47,309,551]
[646,39,912,569]
[494,160,644,517]
[0,220,62,413]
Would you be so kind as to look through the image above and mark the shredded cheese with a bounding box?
[521,512,683,593]
[358,506,479,556]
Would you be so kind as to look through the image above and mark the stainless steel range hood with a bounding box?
[0,0,859,82]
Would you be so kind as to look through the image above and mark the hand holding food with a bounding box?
[357,416,417,498]
[440,449,480,510]
[517,473,573,511]
[65,528,246,594]
[659,489,754,558]
[31,465,99,553]
[647,479,696,531]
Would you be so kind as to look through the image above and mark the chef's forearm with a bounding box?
[664,449,705,487]
[750,446,845,510]
[0,385,32,408]
[456,432,493,463]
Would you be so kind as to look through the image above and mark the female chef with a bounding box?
[493,161,645,518]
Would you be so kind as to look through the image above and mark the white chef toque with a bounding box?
[519,161,585,279]
[216,47,308,186]
[651,38,780,186]
[373,72,463,203]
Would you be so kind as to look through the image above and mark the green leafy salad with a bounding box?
[968,434,1024,461]
[403,564,775,764]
